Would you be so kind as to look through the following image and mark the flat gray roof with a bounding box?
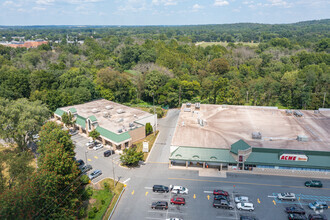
[60,99,153,134]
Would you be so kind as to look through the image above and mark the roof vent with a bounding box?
[92,108,99,113]
[129,123,135,128]
[252,132,262,139]
[116,118,123,123]
[117,109,125,114]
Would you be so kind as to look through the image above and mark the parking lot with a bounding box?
[113,169,330,220]
[71,133,130,184]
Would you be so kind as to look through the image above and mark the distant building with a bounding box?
[7,40,48,48]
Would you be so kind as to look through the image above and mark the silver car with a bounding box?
[93,144,103,150]
[277,193,296,201]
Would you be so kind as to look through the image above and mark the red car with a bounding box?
[170,197,186,205]
[213,190,229,196]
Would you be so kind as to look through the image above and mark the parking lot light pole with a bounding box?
[85,150,88,165]
[112,156,116,187]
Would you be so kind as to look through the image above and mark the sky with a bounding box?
[0,0,329,25]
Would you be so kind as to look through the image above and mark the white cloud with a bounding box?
[214,0,229,6]
[33,6,46,10]
[67,0,103,3]
[118,0,148,12]
[3,0,21,7]
[152,0,178,6]
[242,0,254,4]
[36,0,55,5]
[267,0,290,7]
[192,4,203,10]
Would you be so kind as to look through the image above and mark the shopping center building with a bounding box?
[170,104,330,173]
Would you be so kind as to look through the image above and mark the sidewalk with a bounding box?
[228,168,330,180]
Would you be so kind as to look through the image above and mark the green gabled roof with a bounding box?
[88,115,97,122]
[169,146,236,163]
[230,139,251,155]
[69,107,77,113]
[76,115,86,129]
[54,108,65,117]
[245,150,330,170]
[95,126,131,144]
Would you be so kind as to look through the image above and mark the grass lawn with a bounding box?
[195,41,259,47]
[87,188,114,220]
[135,131,159,161]
[100,179,125,220]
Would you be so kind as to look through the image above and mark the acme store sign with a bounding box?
[279,154,308,161]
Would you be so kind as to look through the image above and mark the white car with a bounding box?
[236,202,254,211]
[86,140,98,147]
[277,193,296,201]
[170,185,189,194]
[93,144,103,150]
[234,196,249,203]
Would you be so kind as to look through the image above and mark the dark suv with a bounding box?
[104,150,115,157]
[213,199,234,209]
[151,201,168,210]
[308,214,327,220]
[305,180,322,188]
[285,206,306,214]
[153,185,169,193]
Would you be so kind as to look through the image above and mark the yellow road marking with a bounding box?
[257,198,260,204]
[193,194,196,199]
[298,197,300,201]
[94,156,98,159]
[273,200,276,205]
[87,159,91,161]
[145,191,148,196]
[131,190,134,195]
[168,177,330,190]
[207,195,210,200]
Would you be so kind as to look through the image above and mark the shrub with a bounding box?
[103,182,110,191]
[92,206,98,213]
[78,208,86,218]
[145,123,153,136]
[80,175,90,185]
[88,210,95,219]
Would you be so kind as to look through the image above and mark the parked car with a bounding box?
[153,185,169,193]
[86,140,98,147]
[214,195,229,201]
[308,201,328,210]
[170,197,185,205]
[88,170,102,180]
[213,199,234,209]
[93,143,103,150]
[305,180,322,188]
[237,202,254,211]
[170,185,188,194]
[151,201,168,210]
[80,164,92,173]
[76,159,85,168]
[69,129,78,136]
[235,196,249,203]
[285,206,305,214]
[308,214,327,220]
[288,213,307,220]
[104,150,115,157]
[278,193,296,201]
[213,190,229,196]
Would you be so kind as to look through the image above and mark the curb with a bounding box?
[145,131,160,163]
[227,171,330,180]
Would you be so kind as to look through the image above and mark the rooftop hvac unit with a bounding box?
[116,109,125,114]
[252,132,262,139]
[129,123,135,128]
[103,112,108,118]
[105,105,113,110]
[195,102,200,109]
[186,103,191,107]
[92,108,99,113]
[297,135,308,142]
[116,118,123,123]
[293,110,303,117]
[184,108,191,112]
[118,129,122,133]
[285,109,292,115]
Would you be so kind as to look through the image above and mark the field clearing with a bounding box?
[195,41,259,47]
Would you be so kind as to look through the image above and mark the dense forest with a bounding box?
[0,19,329,218]
[1,20,329,111]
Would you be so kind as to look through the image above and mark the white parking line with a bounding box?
[147,210,187,215]
[204,191,213,193]
[145,187,153,190]
[268,195,276,198]
[232,193,238,220]
[145,218,164,220]
[123,178,131,184]
[216,216,237,219]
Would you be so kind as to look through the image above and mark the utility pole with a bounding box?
[246,91,249,104]
[179,85,181,107]
[112,156,115,187]
[153,92,156,136]
[85,150,88,165]
[323,92,326,108]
